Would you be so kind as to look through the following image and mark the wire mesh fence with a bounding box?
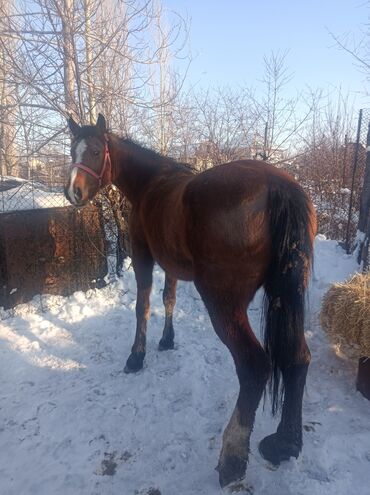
[0,158,69,212]
[345,108,370,252]
[0,141,130,308]
[282,108,370,249]
[0,109,368,307]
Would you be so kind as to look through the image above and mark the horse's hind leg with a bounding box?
[196,283,271,487]
[158,273,177,351]
[259,337,310,465]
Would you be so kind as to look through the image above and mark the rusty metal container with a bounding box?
[0,205,107,308]
[357,357,370,402]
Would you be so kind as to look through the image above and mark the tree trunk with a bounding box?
[0,0,17,177]
[84,0,96,123]
[62,0,77,117]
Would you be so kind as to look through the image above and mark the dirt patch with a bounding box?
[101,457,117,476]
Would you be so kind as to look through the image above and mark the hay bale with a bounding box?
[320,273,370,358]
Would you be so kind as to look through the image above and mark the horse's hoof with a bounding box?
[216,455,247,488]
[259,433,301,466]
[124,352,145,373]
[158,338,174,351]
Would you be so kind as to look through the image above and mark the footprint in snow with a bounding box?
[134,489,161,495]
[95,452,117,476]
[94,450,132,476]
[227,481,254,493]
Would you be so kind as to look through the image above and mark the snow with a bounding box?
[0,237,369,495]
[339,188,350,195]
[0,180,68,211]
[353,230,367,267]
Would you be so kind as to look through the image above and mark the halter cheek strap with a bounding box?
[71,137,112,187]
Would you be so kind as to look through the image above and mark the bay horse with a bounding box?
[65,114,316,487]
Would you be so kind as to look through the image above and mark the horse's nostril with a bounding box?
[74,187,82,201]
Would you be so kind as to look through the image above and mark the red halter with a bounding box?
[71,137,112,187]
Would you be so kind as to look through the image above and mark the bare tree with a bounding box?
[254,51,312,163]
[295,89,358,240]
[0,0,18,176]
[190,87,260,169]
[0,0,190,155]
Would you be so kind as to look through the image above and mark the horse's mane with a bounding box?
[76,125,195,173]
[117,136,195,173]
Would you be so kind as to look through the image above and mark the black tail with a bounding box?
[264,178,315,415]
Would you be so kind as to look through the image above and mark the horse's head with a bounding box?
[65,113,112,206]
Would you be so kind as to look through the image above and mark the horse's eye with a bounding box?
[93,150,99,156]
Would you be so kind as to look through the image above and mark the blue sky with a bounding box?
[164,0,369,105]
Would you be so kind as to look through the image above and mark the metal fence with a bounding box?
[0,146,130,308]
[0,157,69,212]
[345,109,370,253]
[0,110,368,308]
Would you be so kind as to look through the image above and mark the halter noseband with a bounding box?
[71,136,112,187]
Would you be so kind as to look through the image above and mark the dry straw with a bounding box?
[320,273,370,358]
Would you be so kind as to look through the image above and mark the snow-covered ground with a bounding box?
[0,237,369,495]
[0,178,68,211]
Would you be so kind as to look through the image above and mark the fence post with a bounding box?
[346,109,363,253]
[358,122,370,271]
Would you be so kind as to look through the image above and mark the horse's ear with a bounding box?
[68,115,81,137]
[96,113,107,134]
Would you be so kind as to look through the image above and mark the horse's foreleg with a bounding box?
[124,253,154,373]
[158,273,177,351]
[196,283,271,487]
[259,339,310,465]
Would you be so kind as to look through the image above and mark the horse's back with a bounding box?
[139,159,309,292]
[183,160,306,291]
[185,159,298,200]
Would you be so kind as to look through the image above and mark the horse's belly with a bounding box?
[144,205,194,280]
[151,249,194,281]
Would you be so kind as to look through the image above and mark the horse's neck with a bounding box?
[110,137,164,204]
